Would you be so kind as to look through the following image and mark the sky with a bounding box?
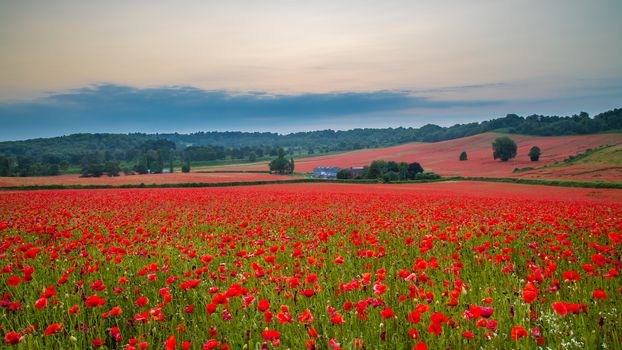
[0,0,621,140]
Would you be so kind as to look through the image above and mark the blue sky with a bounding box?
[0,0,621,140]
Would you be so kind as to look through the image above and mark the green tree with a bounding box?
[528,146,541,161]
[59,160,70,171]
[492,136,517,161]
[336,168,352,179]
[104,160,121,176]
[0,156,11,176]
[248,152,257,162]
[181,161,191,173]
[367,160,385,179]
[48,164,60,176]
[269,148,294,174]
[459,151,468,161]
[406,162,424,179]
[85,163,104,177]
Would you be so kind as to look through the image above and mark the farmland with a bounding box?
[0,172,297,188]
[1,182,620,349]
[207,132,622,181]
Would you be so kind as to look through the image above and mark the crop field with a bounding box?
[206,132,622,181]
[0,172,297,188]
[0,182,621,349]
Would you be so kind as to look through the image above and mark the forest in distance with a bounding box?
[0,108,620,177]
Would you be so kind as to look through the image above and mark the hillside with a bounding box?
[207,132,622,180]
[0,108,620,166]
[516,144,622,181]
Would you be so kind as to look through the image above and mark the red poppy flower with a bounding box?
[7,276,20,287]
[414,342,428,350]
[202,339,220,349]
[380,307,396,319]
[34,297,48,310]
[522,283,539,304]
[135,296,149,307]
[257,299,270,312]
[85,295,106,307]
[551,302,568,316]
[593,290,607,300]
[165,336,176,350]
[511,326,528,340]
[262,329,281,341]
[4,332,22,345]
[44,323,63,336]
[330,313,345,324]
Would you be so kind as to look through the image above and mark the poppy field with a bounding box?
[0,172,298,188]
[0,183,620,349]
[206,132,622,181]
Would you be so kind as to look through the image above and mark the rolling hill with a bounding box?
[206,132,622,180]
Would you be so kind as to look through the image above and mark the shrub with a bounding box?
[528,146,541,161]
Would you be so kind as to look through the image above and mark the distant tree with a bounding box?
[367,160,384,179]
[459,151,468,161]
[248,152,257,162]
[104,160,121,176]
[59,160,70,171]
[492,136,517,161]
[336,168,352,179]
[269,148,294,174]
[48,164,60,176]
[181,161,191,173]
[407,162,424,179]
[84,163,104,177]
[528,146,541,161]
[0,156,11,176]
[134,163,148,175]
[16,156,32,177]
[382,171,400,182]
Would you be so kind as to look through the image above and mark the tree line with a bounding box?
[0,107,619,177]
[336,161,440,182]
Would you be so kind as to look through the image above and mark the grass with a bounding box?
[513,144,619,173]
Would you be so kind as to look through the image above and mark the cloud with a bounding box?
[0,84,501,140]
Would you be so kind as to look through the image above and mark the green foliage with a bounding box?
[269,149,295,174]
[104,160,121,177]
[357,160,424,182]
[415,171,441,180]
[0,156,12,176]
[134,162,149,175]
[0,107,620,177]
[82,162,104,177]
[492,136,517,161]
[528,146,541,161]
[336,168,352,179]
[181,162,191,173]
[459,151,468,161]
[248,152,257,162]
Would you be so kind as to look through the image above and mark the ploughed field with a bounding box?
[0,182,621,349]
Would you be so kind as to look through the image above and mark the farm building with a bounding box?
[350,166,365,176]
[313,166,340,179]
